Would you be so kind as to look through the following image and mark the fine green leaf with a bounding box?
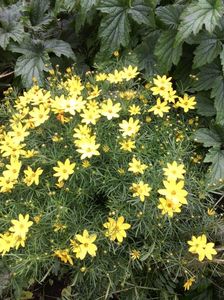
[155,30,183,73]
[193,128,221,147]
[211,75,224,125]
[156,4,185,29]
[44,39,76,60]
[193,38,222,68]
[204,148,224,184]
[176,0,224,44]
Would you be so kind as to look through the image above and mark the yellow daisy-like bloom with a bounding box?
[3,157,21,180]
[23,166,43,186]
[95,73,107,81]
[148,98,170,117]
[176,94,196,112]
[163,161,186,181]
[80,107,101,125]
[29,104,50,127]
[128,157,148,174]
[87,85,101,100]
[150,75,173,98]
[103,216,131,243]
[107,69,123,84]
[76,136,100,160]
[157,198,182,217]
[9,214,33,239]
[8,122,30,143]
[101,99,121,120]
[121,65,139,81]
[187,234,217,261]
[53,159,76,182]
[130,249,140,260]
[130,181,152,202]
[0,232,15,255]
[54,249,73,265]
[119,139,136,152]
[119,117,140,137]
[128,104,141,116]
[183,277,195,291]
[158,180,188,205]
[72,229,97,260]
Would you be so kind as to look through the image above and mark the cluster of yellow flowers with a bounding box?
[0,214,33,255]
[157,161,187,217]
[188,234,217,261]
[54,216,131,265]
[149,75,196,117]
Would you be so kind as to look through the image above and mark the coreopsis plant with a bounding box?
[0,66,223,299]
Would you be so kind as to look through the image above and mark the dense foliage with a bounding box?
[1,0,224,185]
[0,67,223,299]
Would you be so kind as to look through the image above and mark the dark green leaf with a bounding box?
[29,0,51,27]
[128,0,153,26]
[220,44,224,74]
[0,23,24,49]
[156,4,185,29]
[99,1,130,51]
[176,0,224,44]
[193,61,222,91]
[135,31,160,76]
[204,148,224,184]
[193,128,221,147]
[155,30,183,72]
[211,75,224,125]
[81,0,98,12]
[44,39,76,60]
[196,93,216,117]
[193,38,222,68]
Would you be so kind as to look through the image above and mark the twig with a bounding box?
[0,71,14,79]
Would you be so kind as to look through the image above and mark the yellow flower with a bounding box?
[53,223,67,232]
[107,69,123,83]
[128,104,141,116]
[183,277,195,291]
[87,85,101,99]
[22,149,38,158]
[113,50,119,57]
[0,232,15,255]
[128,157,148,174]
[72,229,97,260]
[119,117,140,137]
[130,181,152,202]
[130,249,140,260]
[103,216,131,243]
[80,107,101,125]
[121,65,139,81]
[119,139,136,152]
[9,214,33,239]
[158,180,188,205]
[3,157,21,180]
[54,249,73,265]
[76,136,100,160]
[101,99,121,120]
[23,166,43,186]
[157,198,182,217]
[148,98,170,117]
[95,73,107,81]
[8,122,29,143]
[176,94,196,112]
[29,104,50,127]
[163,161,186,181]
[151,75,173,98]
[188,234,217,261]
[73,124,92,140]
[207,208,215,216]
[82,160,91,168]
[102,145,110,152]
[53,159,75,182]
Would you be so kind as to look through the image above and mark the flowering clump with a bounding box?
[0,65,221,298]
